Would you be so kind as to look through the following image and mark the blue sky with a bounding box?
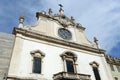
[0,0,120,57]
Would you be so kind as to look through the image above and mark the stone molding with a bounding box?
[13,27,105,54]
[60,51,77,61]
[90,61,99,68]
[30,50,45,58]
[7,75,46,80]
[53,71,91,80]
[105,55,120,65]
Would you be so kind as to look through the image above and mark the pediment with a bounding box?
[36,12,85,30]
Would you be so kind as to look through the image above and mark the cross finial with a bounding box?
[59,4,63,8]
[94,37,98,45]
[59,4,64,16]
[94,37,102,54]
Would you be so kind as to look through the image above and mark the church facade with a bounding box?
[7,7,113,80]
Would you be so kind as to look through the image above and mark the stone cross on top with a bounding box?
[59,4,64,15]
[59,4,63,8]
[94,37,98,46]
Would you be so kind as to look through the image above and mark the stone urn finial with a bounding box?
[19,15,24,24]
[18,15,24,28]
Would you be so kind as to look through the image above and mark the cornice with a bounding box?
[13,27,105,54]
[105,55,120,66]
[8,75,45,80]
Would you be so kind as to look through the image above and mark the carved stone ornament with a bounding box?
[90,61,99,67]
[30,50,45,58]
[48,8,52,16]
[54,15,75,28]
[36,10,85,30]
[19,16,24,23]
[60,51,77,61]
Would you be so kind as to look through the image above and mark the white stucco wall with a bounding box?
[8,36,113,80]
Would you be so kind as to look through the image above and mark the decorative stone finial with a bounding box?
[36,12,39,20]
[59,4,64,16]
[18,15,24,28]
[48,8,52,16]
[94,37,98,45]
[71,16,75,21]
[41,11,46,15]
[19,16,24,24]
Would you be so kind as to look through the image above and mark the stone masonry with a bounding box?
[0,32,14,80]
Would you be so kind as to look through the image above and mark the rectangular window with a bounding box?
[110,64,114,71]
[93,67,101,80]
[66,60,74,73]
[116,66,120,72]
[33,57,41,73]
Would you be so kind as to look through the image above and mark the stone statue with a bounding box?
[48,8,52,16]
